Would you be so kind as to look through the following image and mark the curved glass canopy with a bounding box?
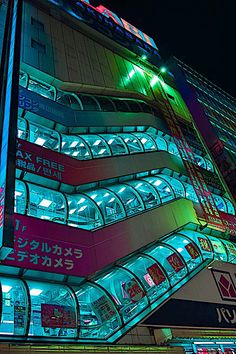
[17,117,214,173]
[0,230,235,341]
[15,172,235,231]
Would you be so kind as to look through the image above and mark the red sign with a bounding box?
[16,139,64,182]
[1,215,86,276]
[219,211,236,236]
[80,1,157,49]
[167,253,185,273]
[198,237,212,252]
[123,279,145,303]
[185,242,200,259]
[41,304,76,328]
[147,263,166,285]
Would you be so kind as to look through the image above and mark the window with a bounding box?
[31,17,44,31]
[31,39,46,54]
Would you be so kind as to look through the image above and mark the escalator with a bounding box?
[0,226,235,343]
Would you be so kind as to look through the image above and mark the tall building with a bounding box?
[0,1,236,353]
[171,58,236,202]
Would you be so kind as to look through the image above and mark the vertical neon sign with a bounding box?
[0,0,22,259]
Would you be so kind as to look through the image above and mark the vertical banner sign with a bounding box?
[0,0,23,259]
[158,81,225,232]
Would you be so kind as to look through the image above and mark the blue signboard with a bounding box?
[0,0,22,259]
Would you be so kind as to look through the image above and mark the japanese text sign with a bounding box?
[41,304,76,328]
[147,263,166,286]
[167,253,185,273]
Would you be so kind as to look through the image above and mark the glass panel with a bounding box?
[28,281,77,337]
[19,71,28,88]
[139,102,153,114]
[205,158,214,172]
[17,117,28,140]
[165,235,202,271]
[144,244,187,286]
[208,236,227,261]
[61,135,92,160]
[151,135,168,152]
[0,278,28,336]
[82,135,111,158]
[126,180,160,209]
[96,97,115,112]
[133,132,156,151]
[100,134,127,156]
[122,255,169,303]
[28,184,66,223]
[15,180,27,214]
[56,91,82,110]
[29,122,60,151]
[75,284,120,339]
[95,268,148,324]
[79,95,100,111]
[213,195,227,213]
[195,155,206,169]
[86,189,125,225]
[178,230,213,261]
[184,183,199,203]
[28,78,55,100]
[158,175,185,198]
[125,100,142,112]
[67,194,103,230]
[112,99,129,112]
[117,134,143,154]
[224,198,235,215]
[167,141,180,156]
[107,184,144,216]
[143,177,174,203]
[222,240,236,263]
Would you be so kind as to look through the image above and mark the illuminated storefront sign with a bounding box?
[47,0,160,61]
[79,0,158,49]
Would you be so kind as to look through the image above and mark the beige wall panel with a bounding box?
[95,42,115,89]
[73,31,95,85]
[84,37,105,87]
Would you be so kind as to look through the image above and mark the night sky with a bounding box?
[92,0,235,97]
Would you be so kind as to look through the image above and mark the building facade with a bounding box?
[0,1,236,353]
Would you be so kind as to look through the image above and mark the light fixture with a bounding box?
[2,285,12,293]
[70,141,78,148]
[77,198,85,204]
[34,137,46,146]
[194,342,215,345]
[30,288,43,296]
[150,76,159,87]
[108,198,115,203]
[93,139,101,146]
[141,138,147,144]
[154,180,162,187]
[90,194,97,199]
[72,151,79,156]
[15,191,22,197]
[18,129,23,138]
[108,139,114,144]
[141,54,147,60]
[118,187,126,194]
[78,205,87,212]
[79,143,85,147]
[98,148,107,155]
[177,247,183,252]
[39,199,52,208]
[160,67,167,73]
[69,208,77,214]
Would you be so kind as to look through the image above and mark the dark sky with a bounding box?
[92,0,235,97]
